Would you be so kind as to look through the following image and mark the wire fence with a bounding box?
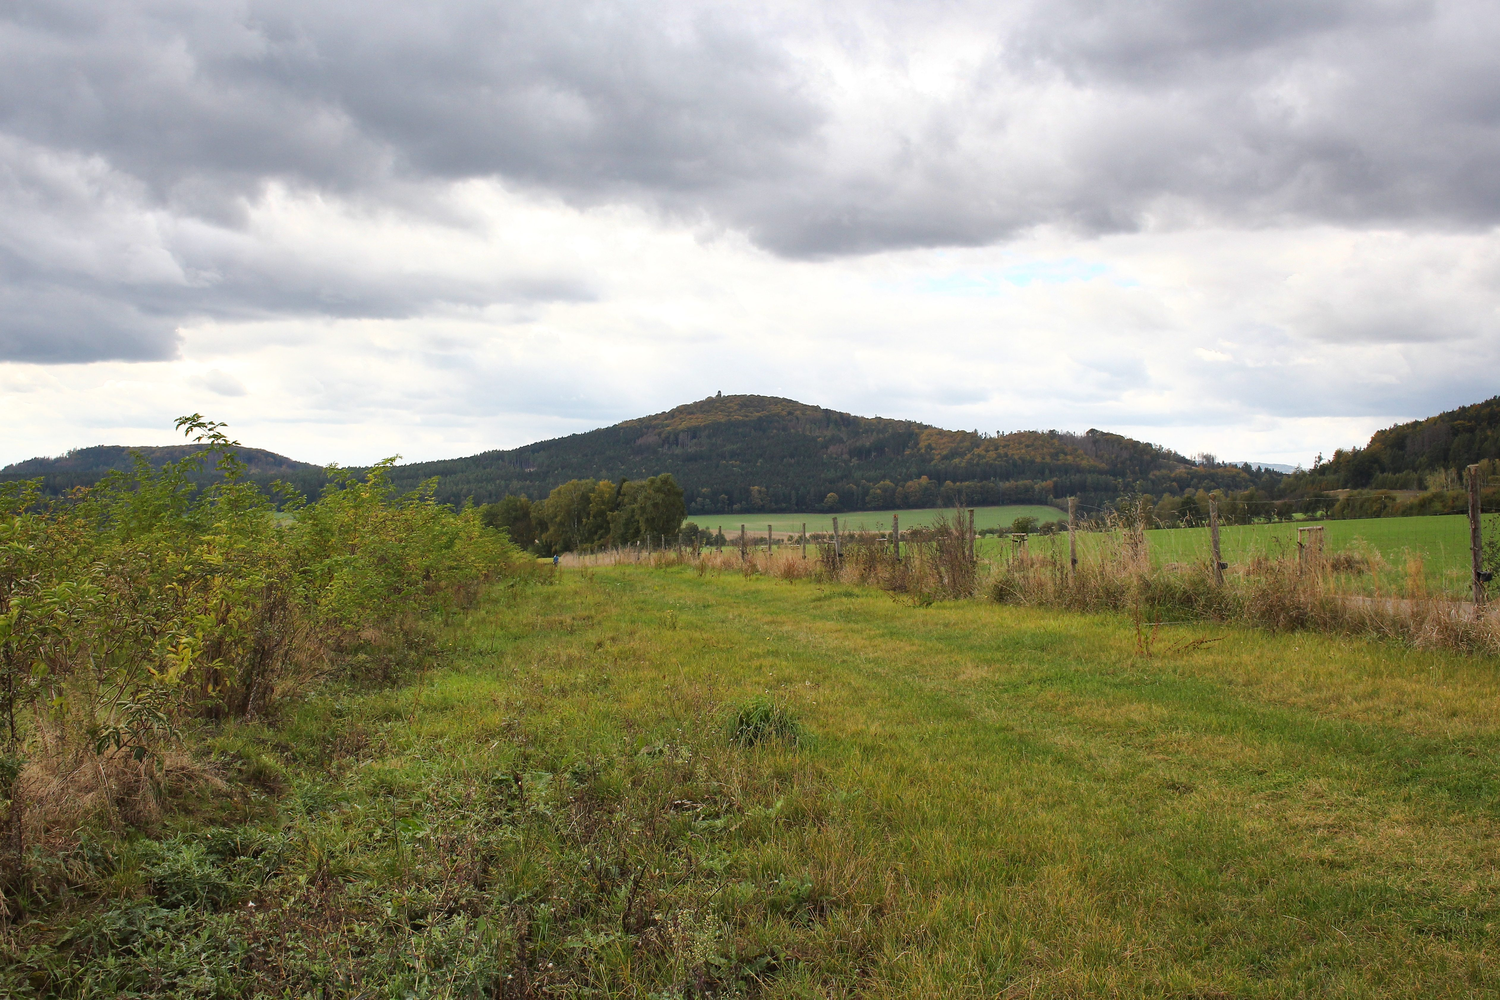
[558,473,1500,656]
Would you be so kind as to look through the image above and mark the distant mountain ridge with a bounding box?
[376,394,1264,512]
[0,444,325,498]
[13,393,1499,514]
[0,395,1280,512]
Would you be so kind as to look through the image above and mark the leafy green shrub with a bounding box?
[0,416,524,838]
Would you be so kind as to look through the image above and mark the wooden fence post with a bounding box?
[1470,464,1486,605]
[893,514,900,561]
[1209,495,1224,586]
[767,524,773,560]
[740,524,747,560]
[801,522,807,559]
[1296,525,1325,578]
[969,508,976,562]
[1068,497,1077,576]
[833,516,841,565]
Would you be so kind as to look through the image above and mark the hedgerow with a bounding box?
[0,417,523,849]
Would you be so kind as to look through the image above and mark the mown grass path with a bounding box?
[22,565,1499,998]
[475,565,1500,996]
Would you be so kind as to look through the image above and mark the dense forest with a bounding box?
[1296,395,1500,489]
[7,393,1500,518]
[0,443,328,500]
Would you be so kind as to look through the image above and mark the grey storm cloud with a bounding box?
[3,0,1500,361]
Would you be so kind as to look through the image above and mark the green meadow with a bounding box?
[18,564,1500,996]
[989,514,1485,598]
[1143,515,1476,586]
[698,504,1066,539]
[699,512,1486,598]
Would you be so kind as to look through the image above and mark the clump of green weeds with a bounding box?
[728,697,804,747]
[1,706,842,998]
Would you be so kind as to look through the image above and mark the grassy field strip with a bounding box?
[698,504,1065,538]
[975,514,1483,597]
[700,510,1481,596]
[411,566,1500,994]
[1142,516,1476,590]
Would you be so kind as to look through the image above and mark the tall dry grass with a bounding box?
[561,508,982,602]
[989,521,1500,655]
[566,511,1500,655]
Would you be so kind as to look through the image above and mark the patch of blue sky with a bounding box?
[915,258,1113,296]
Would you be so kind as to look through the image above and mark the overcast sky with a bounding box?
[3,0,1499,469]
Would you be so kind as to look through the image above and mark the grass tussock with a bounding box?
[728,697,804,747]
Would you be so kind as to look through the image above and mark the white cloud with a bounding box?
[3,186,1495,469]
[4,0,1499,468]
[194,368,246,397]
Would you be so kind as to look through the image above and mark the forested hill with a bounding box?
[1304,395,1500,489]
[379,394,1273,513]
[0,444,326,498]
[17,394,1499,515]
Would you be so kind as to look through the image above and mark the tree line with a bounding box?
[481,474,688,555]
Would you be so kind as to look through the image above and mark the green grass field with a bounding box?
[697,504,1066,539]
[705,512,1485,598]
[982,514,1485,597]
[21,565,1500,996]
